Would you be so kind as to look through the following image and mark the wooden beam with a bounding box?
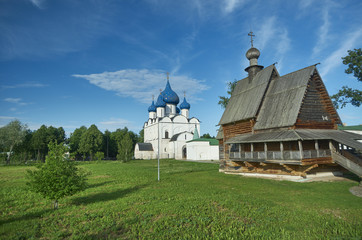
[303,164,318,174]
[264,142,268,160]
[280,142,284,160]
[298,140,303,159]
[315,140,320,157]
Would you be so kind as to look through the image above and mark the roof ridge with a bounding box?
[279,65,316,78]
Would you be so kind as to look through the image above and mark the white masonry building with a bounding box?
[134,79,200,160]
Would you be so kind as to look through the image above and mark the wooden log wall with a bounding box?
[222,119,253,141]
[295,72,340,129]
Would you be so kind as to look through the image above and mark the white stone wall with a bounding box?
[186,141,219,161]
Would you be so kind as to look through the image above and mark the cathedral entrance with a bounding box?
[182,146,187,159]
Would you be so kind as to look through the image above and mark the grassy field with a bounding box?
[0,159,361,239]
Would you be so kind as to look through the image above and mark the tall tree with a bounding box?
[218,80,238,109]
[79,124,103,160]
[69,126,87,159]
[31,125,48,161]
[0,120,27,164]
[331,48,362,109]
[26,141,89,209]
[138,129,144,143]
[117,133,133,162]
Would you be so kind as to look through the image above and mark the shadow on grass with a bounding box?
[0,208,53,225]
[87,180,115,189]
[72,184,148,206]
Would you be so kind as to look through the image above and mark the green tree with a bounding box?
[331,48,362,109]
[117,133,133,162]
[0,120,27,164]
[138,129,144,143]
[13,129,34,163]
[31,125,48,161]
[69,126,87,160]
[218,80,238,109]
[94,151,104,161]
[79,124,103,161]
[201,133,214,139]
[27,141,88,209]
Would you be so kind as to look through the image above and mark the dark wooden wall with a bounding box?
[295,72,340,129]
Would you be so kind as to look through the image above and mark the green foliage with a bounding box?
[1,160,361,239]
[117,133,133,162]
[69,126,87,159]
[342,48,362,81]
[331,86,362,109]
[79,124,103,161]
[138,129,144,143]
[331,48,362,109]
[218,80,238,109]
[94,152,104,161]
[0,120,27,164]
[26,141,89,209]
[201,133,214,138]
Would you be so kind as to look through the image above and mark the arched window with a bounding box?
[165,131,169,139]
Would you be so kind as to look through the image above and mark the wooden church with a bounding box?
[217,34,362,179]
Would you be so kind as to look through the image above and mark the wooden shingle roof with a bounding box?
[218,65,277,125]
[254,65,316,130]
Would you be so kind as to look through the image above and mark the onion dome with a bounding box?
[176,107,180,114]
[155,94,166,108]
[180,97,190,110]
[161,80,179,105]
[246,47,260,64]
[148,100,156,112]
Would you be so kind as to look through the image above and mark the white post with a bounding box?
[158,121,160,181]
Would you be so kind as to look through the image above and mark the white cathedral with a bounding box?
[134,77,201,160]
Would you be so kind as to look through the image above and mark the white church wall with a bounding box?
[186,141,219,161]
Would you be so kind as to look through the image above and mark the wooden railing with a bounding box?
[229,149,331,160]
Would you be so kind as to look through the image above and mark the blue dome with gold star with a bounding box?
[148,100,156,112]
[176,107,180,114]
[155,94,166,108]
[161,80,179,105]
[180,97,190,110]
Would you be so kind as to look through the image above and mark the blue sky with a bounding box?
[0,0,361,137]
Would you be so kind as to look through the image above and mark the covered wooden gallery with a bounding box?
[217,45,362,179]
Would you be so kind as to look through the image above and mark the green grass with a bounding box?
[1,159,361,239]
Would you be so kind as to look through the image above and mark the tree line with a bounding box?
[0,120,143,164]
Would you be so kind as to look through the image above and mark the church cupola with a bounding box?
[155,93,165,118]
[244,31,264,81]
[161,73,179,116]
[148,98,156,119]
[180,95,190,118]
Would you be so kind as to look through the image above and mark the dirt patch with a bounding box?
[349,185,362,198]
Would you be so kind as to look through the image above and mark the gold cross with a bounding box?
[166,72,169,81]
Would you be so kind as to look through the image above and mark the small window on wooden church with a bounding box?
[165,131,169,139]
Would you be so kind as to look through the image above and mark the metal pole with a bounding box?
[158,121,160,181]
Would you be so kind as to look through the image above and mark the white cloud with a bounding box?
[1,83,47,89]
[223,0,247,14]
[312,7,330,57]
[73,69,209,103]
[320,28,362,77]
[29,0,46,9]
[4,98,31,106]
[298,0,314,9]
[254,16,291,72]
[4,98,21,104]
[256,16,277,50]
